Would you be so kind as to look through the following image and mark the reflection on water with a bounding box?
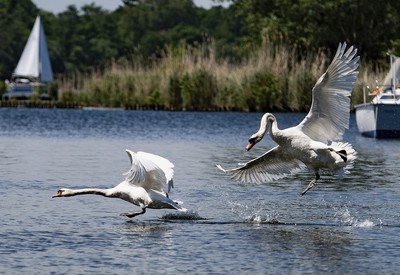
[161,210,207,220]
[249,225,353,272]
[122,221,173,235]
[0,109,399,273]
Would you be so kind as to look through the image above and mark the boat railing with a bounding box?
[362,83,400,104]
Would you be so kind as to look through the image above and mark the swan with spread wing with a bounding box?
[217,42,359,195]
[52,150,186,217]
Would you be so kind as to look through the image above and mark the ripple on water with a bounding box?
[1,110,400,274]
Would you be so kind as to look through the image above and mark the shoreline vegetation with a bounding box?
[4,41,385,112]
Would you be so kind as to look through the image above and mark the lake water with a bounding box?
[0,108,399,274]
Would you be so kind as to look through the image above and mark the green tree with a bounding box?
[115,0,202,58]
[50,4,119,73]
[232,0,400,61]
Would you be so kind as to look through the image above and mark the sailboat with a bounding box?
[355,54,400,138]
[3,16,53,100]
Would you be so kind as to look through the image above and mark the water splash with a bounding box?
[228,201,280,224]
[355,219,375,228]
[334,205,376,228]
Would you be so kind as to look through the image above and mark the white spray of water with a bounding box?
[228,200,280,224]
[333,205,377,228]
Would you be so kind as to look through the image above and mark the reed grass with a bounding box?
[57,40,384,111]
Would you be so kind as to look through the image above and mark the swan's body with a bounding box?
[52,150,186,217]
[217,42,359,195]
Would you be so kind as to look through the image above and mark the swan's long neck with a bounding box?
[247,113,280,150]
[259,113,278,138]
[63,188,114,197]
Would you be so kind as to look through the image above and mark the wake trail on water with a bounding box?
[227,198,385,227]
[158,191,385,227]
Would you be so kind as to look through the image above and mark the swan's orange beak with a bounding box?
[246,141,255,151]
[52,191,62,198]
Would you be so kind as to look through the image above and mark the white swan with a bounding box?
[52,150,187,217]
[217,42,359,195]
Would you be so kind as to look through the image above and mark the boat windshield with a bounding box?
[372,90,400,104]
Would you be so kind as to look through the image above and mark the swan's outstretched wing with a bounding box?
[124,150,174,192]
[217,146,307,184]
[296,42,359,142]
[137,151,174,192]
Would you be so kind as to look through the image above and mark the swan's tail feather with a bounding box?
[170,199,187,212]
[175,205,188,212]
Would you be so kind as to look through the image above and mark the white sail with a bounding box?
[13,16,53,82]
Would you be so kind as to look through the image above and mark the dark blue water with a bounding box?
[0,108,399,274]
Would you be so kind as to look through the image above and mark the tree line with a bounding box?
[1,0,400,110]
[0,0,245,80]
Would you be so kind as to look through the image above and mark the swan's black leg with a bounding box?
[120,208,146,218]
[301,173,320,196]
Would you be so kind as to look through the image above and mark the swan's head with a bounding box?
[52,188,72,198]
[246,113,276,151]
[246,133,263,151]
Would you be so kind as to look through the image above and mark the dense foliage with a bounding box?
[0,0,246,79]
[1,0,400,110]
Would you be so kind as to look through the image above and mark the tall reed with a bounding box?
[57,40,380,111]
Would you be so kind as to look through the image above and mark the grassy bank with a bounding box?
[57,41,385,112]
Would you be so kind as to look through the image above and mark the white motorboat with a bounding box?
[355,55,400,138]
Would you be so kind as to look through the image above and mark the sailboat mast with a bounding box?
[392,55,394,95]
[38,17,42,82]
[391,54,397,103]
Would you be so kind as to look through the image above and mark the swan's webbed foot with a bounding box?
[120,208,146,218]
[301,173,320,196]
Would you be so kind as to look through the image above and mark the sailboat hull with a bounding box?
[3,82,34,100]
[355,103,400,138]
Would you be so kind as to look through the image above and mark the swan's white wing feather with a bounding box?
[296,42,359,142]
[137,151,174,192]
[124,150,173,192]
[217,146,307,184]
